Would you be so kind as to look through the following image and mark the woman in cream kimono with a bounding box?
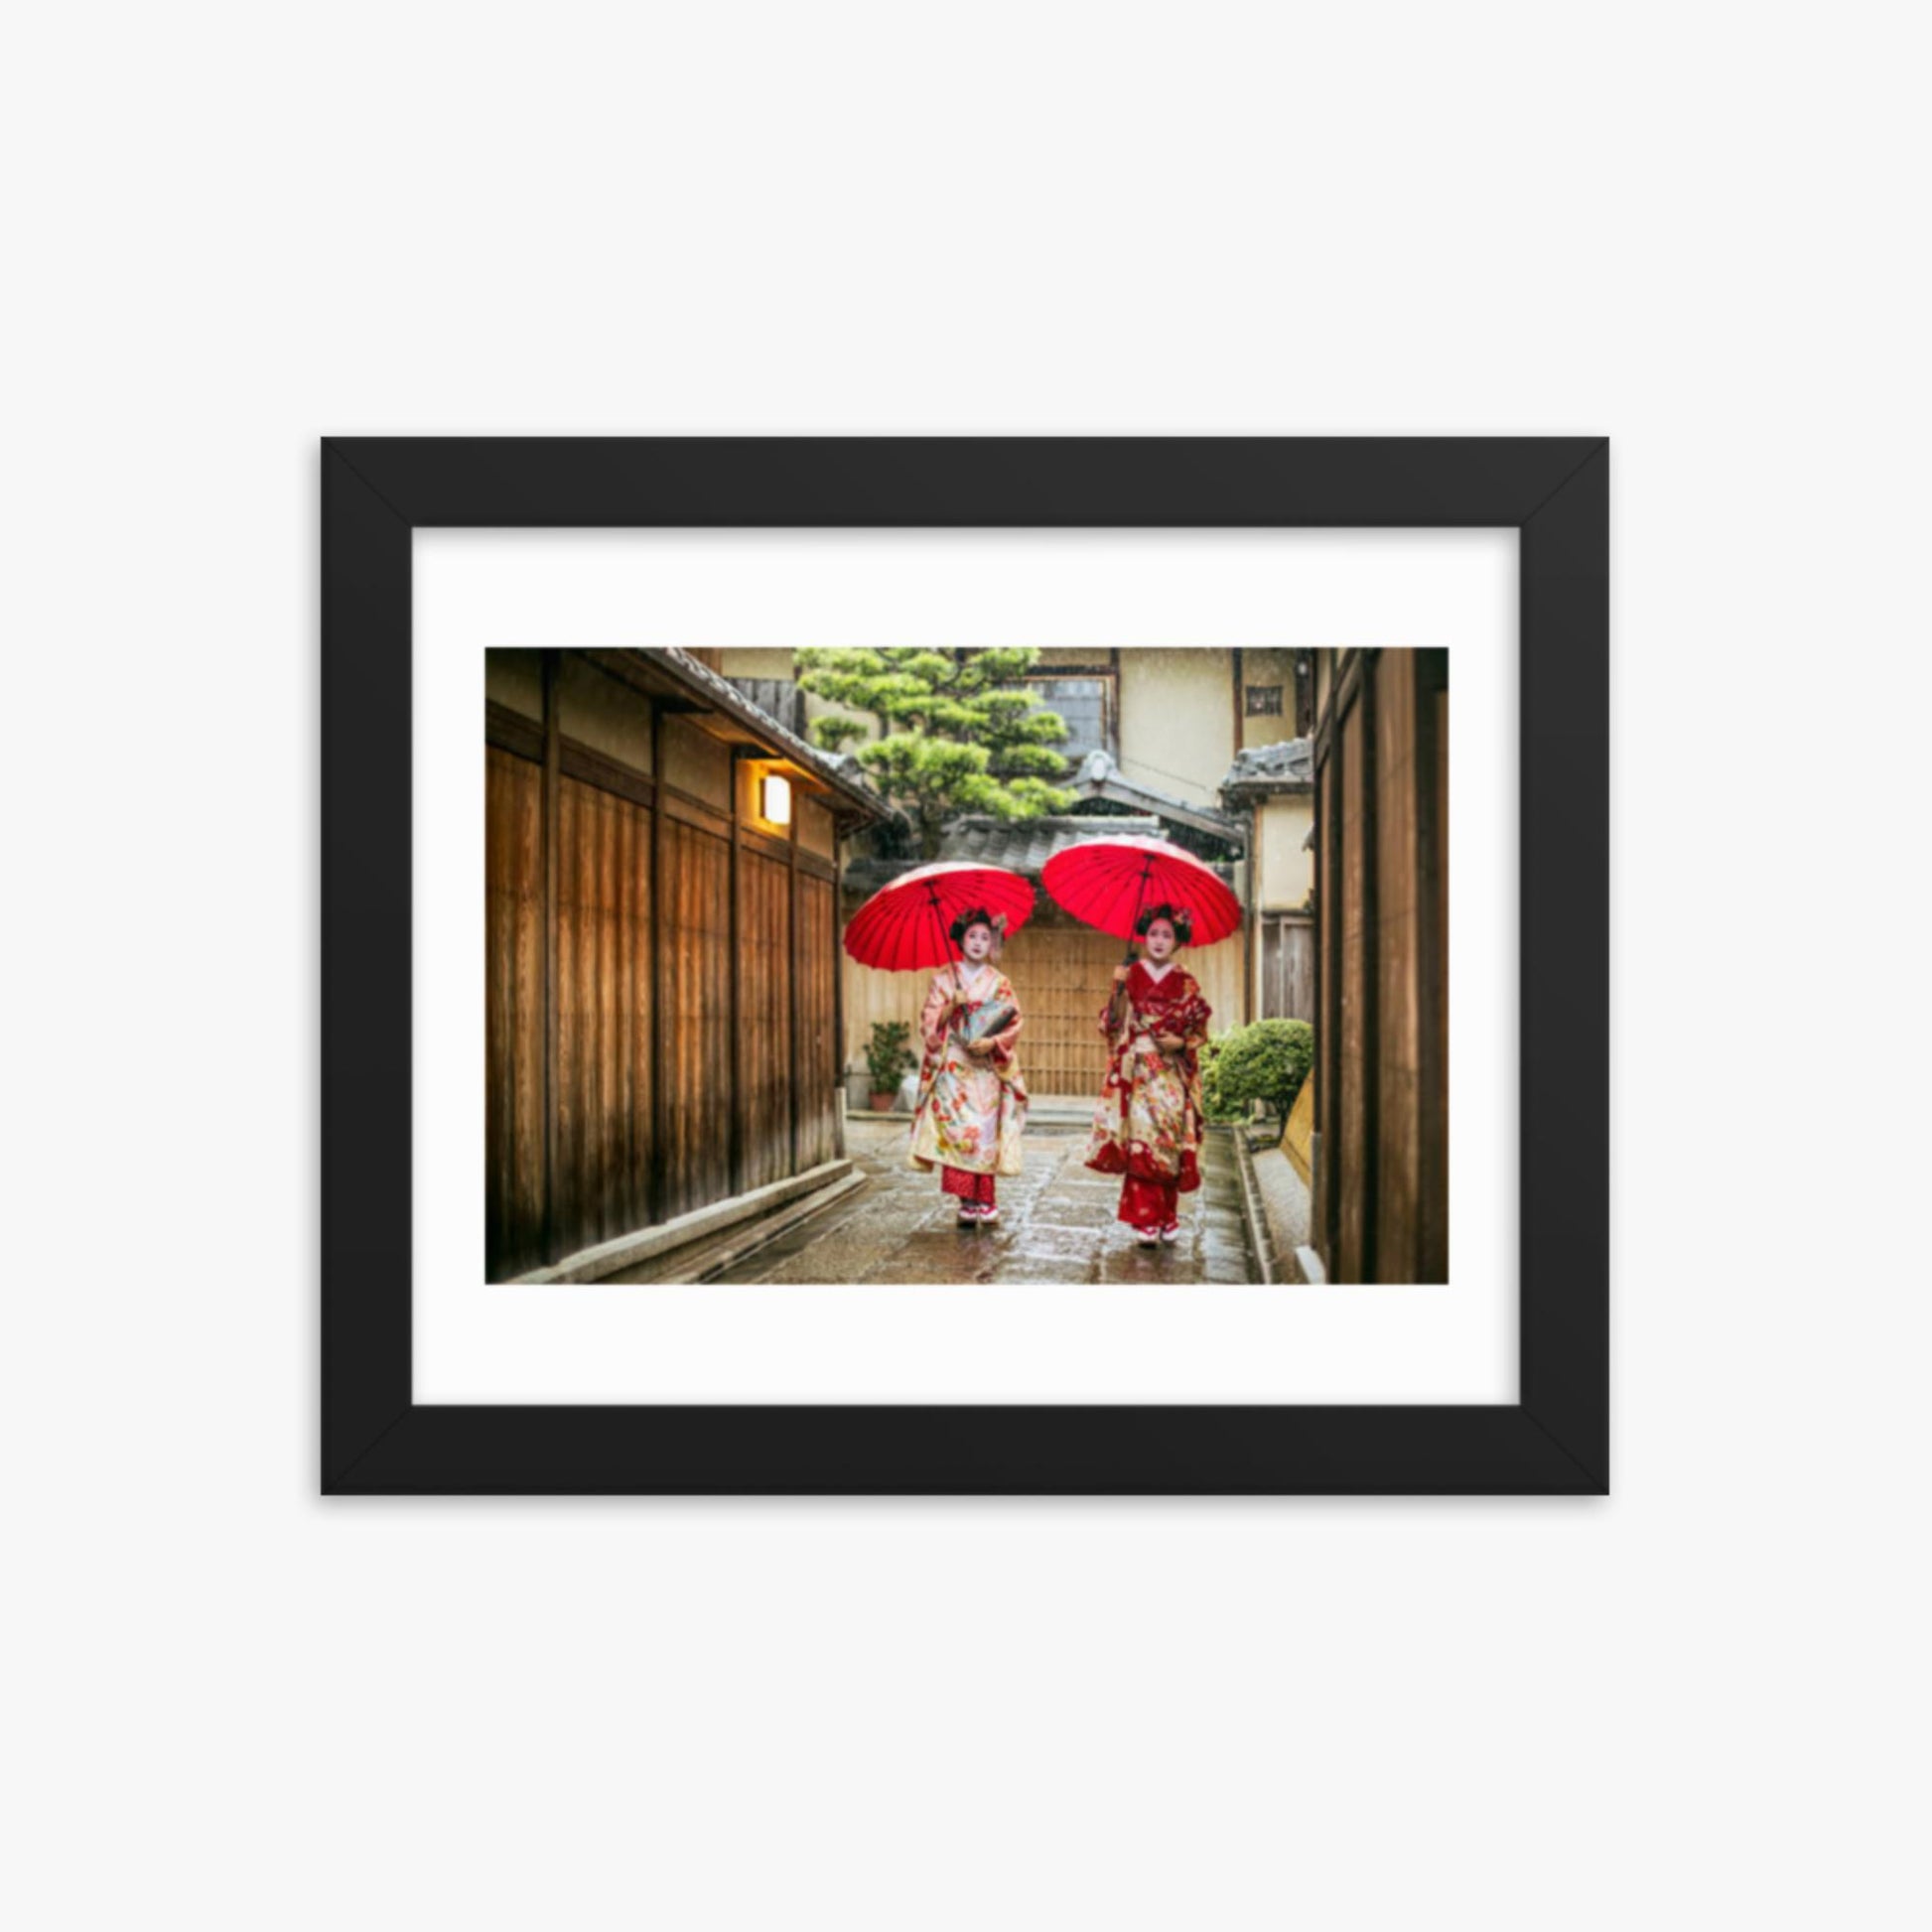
[908,908,1029,1225]
[1085,904,1213,1246]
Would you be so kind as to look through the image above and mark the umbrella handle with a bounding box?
[1127,858,1157,965]
[1109,858,1155,1020]
[1106,940,1137,1030]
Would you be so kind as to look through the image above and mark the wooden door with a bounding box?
[735,847,794,1192]
[794,873,839,1169]
[1260,914,1314,1020]
[662,819,733,1221]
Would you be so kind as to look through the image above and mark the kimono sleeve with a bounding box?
[1178,980,1212,1048]
[987,978,1024,1065]
[1097,983,1127,1041]
[918,970,954,1055]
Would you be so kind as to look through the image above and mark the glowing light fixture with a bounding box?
[760,772,793,826]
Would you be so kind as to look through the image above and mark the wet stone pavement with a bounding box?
[710,1115,1260,1285]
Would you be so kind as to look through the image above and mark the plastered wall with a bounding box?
[1117,648,1233,804]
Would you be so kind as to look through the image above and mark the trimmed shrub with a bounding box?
[1200,1019,1313,1122]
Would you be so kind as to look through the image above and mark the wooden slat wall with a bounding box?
[1422,679,1452,1283]
[736,848,794,1192]
[485,749,546,1278]
[1374,662,1422,1281]
[1007,924,1129,1097]
[1337,699,1371,1285]
[1310,648,1449,1285]
[664,819,734,1222]
[842,954,931,1087]
[485,670,859,1280]
[1010,924,1244,1097]
[554,775,655,1260]
[795,874,839,1169]
[1312,749,1338,1261]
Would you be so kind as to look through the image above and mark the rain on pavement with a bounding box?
[708,1112,1260,1286]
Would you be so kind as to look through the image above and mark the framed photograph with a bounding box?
[323,437,1606,1493]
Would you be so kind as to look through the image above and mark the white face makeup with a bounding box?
[960,923,995,962]
[1142,918,1177,961]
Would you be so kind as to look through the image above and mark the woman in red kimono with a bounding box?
[908,908,1029,1225]
[1084,904,1213,1246]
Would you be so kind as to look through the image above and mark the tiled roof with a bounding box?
[1070,751,1246,839]
[643,647,890,821]
[844,815,1239,895]
[1219,737,1313,795]
[942,813,1165,872]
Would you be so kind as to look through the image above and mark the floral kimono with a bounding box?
[1084,960,1212,1232]
[908,960,1029,1209]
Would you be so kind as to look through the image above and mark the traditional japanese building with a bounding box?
[482,642,1444,1287]
[483,646,888,1282]
[709,646,1319,1098]
[1218,738,1315,1024]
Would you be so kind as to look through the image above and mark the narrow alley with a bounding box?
[709,1113,1259,1286]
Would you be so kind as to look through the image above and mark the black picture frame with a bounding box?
[323,436,1607,1495]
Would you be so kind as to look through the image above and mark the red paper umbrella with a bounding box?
[843,862,1036,973]
[1039,835,1242,953]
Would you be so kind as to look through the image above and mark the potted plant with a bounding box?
[866,1020,917,1111]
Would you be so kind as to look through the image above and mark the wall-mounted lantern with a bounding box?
[760,771,793,827]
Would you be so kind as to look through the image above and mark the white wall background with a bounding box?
[7,4,1924,1928]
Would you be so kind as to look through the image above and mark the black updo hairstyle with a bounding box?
[1135,901,1193,945]
[949,905,1003,945]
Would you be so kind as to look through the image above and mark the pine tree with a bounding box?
[797,647,1076,857]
